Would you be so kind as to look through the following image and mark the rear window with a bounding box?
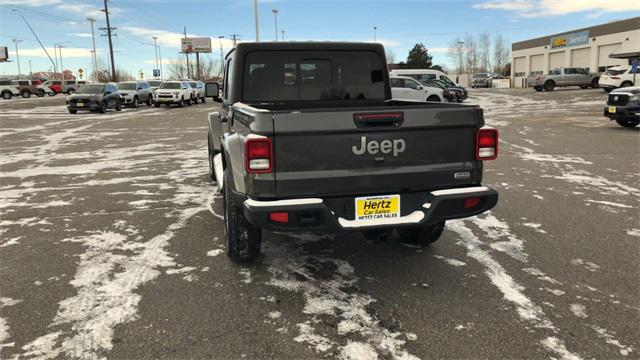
[243,50,385,102]
[606,68,627,76]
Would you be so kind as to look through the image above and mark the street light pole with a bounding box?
[12,9,57,79]
[254,0,260,41]
[54,41,70,80]
[58,45,65,78]
[281,30,285,42]
[218,36,225,77]
[158,44,163,80]
[152,36,159,78]
[12,39,22,79]
[272,8,279,42]
[87,18,98,81]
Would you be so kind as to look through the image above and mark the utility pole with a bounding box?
[102,0,117,82]
[158,45,163,80]
[281,30,285,41]
[184,26,190,78]
[28,60,32,77]
[218,36,225,78]
[230,34,240,45]
[12,39,22,79]
[58,45,65,77]
[12,10,56,78]
[253,0,260,41]
[54,41,70,80]
[87,18,98,81]
[152,36,159,78]
[272,8,279,42]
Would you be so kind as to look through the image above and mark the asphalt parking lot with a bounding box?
[0,88,638,359]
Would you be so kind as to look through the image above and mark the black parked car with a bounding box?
[604,86,640,128]
[67,83,122,114]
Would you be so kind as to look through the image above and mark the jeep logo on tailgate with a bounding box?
[352,136,406,157]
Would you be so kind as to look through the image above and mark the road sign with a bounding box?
[153,69,160,77]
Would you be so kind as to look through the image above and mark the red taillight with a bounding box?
[269,212,289,223]
[464,197,481,209]
[476,128,498,160]
[245,138,273,173]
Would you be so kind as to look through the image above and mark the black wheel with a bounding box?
[154,102,160,107]
[132,96,139,108]
[67,88,75,95]
[579,85,588,89]
[115,100,123,112]
[534,86,543,92]
[201,96,206,103]
[1,91,11,100]
[186,96,193,106]
[21,91,31,98]
[178,97,184,107]
[544,81,555,91]
[615,119,640,128]
[68,109,77,114]
[37,89,45,97]
[620,81,633,88]
[396,221,446,246]
[223,170,261,262]
[591,77,599,88]
[99,102,107,113]
[146,96,152,106]
[427,95,441,102]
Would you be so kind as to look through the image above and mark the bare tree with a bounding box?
[463,33,478,75]
[479,33,491,72]
[493,34,510,75]
[447,37,465,74]
[167,55,221,80]
[385,48,396,65]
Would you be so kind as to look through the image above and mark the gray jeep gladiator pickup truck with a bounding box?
[205,42,499,262]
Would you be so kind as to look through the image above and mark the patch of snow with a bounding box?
[166,266,196,275]
[626,229,640,237]
[591,325,634,356]
[522,222,547,234]
[206,249,223,257]
[540,337,583,360]
[544,288,566,296]
[433,255,467,267]
[340,341,379,360]
[268,311,282,320]
[586,200,632,209]
[571,258,600,272]
[239,268,252,284]
[569,304,587,318]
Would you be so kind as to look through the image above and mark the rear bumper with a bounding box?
[242,186,498,231]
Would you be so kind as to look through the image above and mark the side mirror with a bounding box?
[416,85,424,90]
[206,82,221,102]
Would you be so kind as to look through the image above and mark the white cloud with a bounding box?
[68,33,93,38]
[428,47,450,54]
[143,58,175,66]
[473,0,640,17]
[55,2,119,19]
[0,0,62,5]
[10,47,93,58]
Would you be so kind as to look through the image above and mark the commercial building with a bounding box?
[511,17,640,87]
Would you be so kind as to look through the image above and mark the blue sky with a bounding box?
[1,0,639,79]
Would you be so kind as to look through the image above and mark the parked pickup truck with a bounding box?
[205,42,499,262]
[528,67,599,91]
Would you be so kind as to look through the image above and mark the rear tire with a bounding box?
[396,221,446,246]
[37,89,45,97]
[223,170,261,262]
[615,119,640,128]
[620,81,633,88]
[21,91,31,98]
[544,81,555,91]
[99,102,107,113]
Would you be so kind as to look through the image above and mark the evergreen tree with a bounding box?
[406,43,433,69]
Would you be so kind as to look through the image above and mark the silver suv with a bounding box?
[62,80,87,94]
[117,80,152,107]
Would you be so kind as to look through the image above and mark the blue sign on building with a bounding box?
[550,30,590,49]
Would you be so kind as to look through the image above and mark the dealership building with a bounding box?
[511,17,640,87]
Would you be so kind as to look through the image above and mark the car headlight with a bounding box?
[630,95,639,101]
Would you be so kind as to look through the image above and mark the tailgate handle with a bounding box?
[353,112,404,129]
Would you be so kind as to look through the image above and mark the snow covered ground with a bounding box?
[0,88,638,359]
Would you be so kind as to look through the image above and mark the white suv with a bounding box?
[153,81,193,107]
[189,81,206,103]
[390,76,444,102]
[599,66,639,92]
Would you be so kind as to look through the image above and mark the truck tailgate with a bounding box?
[272,105,482,198]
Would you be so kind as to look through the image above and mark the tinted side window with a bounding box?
[404,79,419,89]
[390,78,403,88]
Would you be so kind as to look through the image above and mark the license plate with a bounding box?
[355,195,400,221]
[608,106,616,114]
[76,102,84,107]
